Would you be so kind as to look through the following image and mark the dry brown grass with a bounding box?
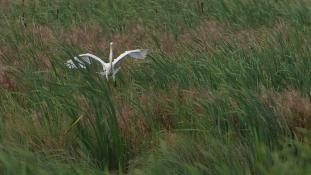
[114,94,153,153]
[30,24,56,46]
[0,60,15,90]
[57,20,273,54]
[115,86,210,134]
[2,111,69,152]
[0,19,290,73]
[183,20,227,51]
[261,90,311,140]
[113,89,190,154]
[0,70,15,90]
[0,0,8,7]
[116,101,150,153]
[62,22,105,53]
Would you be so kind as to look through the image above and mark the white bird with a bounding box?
[66,42,148,80]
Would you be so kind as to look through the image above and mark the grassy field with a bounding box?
[0,0,311,174]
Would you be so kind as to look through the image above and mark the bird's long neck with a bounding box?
[109,44,113,69]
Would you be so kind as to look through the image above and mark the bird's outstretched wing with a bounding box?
[112,49,148,65]
[65,53,107,69]
[66,57,88,69]
[78,53,107,65]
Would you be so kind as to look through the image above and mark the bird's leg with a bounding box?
[113,67,120,79]
[113,67,121,76]
[113,78,117,87]
[112,67,120,87]
[105,71,109,80]
[112,74,116,82]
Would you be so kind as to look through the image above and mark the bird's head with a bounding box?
[110,42,114,46]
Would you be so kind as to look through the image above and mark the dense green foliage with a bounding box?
[0,0,311,174]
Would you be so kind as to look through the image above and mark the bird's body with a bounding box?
[66,42,148,80]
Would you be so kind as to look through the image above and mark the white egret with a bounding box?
[66,42,148,80]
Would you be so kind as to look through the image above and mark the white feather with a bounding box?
[112,49,148,65]
[65,42,148,80]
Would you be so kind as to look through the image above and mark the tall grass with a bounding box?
[1,0,311,174]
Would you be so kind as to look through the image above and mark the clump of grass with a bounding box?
[1,0,311,174]
[0,146,107,175]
